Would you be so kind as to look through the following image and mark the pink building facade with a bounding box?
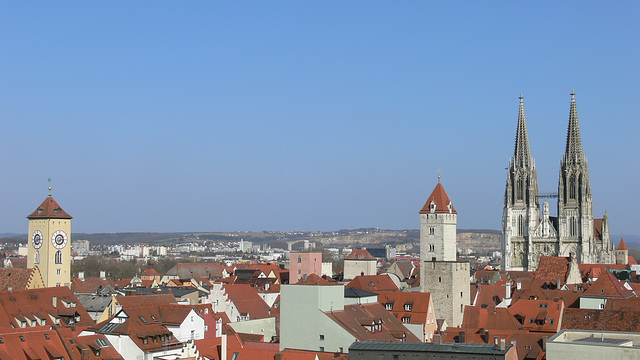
[289,252,322,284]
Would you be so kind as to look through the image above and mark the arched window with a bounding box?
[297,256,301,263]
[34,250,40,265]
[55,251,63,265]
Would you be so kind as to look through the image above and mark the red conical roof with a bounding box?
[419,181,456,214]
[617,238,628,251]
[27,197,72,219]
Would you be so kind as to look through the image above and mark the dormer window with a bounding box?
[385,303,393,310]
[404,303,413,311]
[429,201,436,213]
[447,202,452,213]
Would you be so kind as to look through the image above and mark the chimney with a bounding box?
[100,271,106,280]
[221,333,227,360]
[458,331,466,343]
[484,329,490,344]
[433,334,441,343]
[52,296,58,308]
[505,282,512,300]
[557,278,561,289]
[500,338,506,351]
[81,348,90,360]
[79,272,85,281]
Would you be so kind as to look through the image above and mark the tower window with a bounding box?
[34,250,40,265]
[429,227,435,235]
[55,251,63,265]
[569,176,576,199]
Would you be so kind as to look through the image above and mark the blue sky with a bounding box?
[1,2,638,235]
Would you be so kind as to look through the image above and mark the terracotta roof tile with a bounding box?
[507,299,564,332]
[562,308,640,332]
[324,303,420,343]
[26,197,72,219]
[0,268,42,292]
[346,275,399,293]
[582,271,635,299]
[0,287,94,328]
[345,249,376,260]
[419,182,456,214]
[618,237,629,251]
[461,306,522,330]
[535,256,570,284]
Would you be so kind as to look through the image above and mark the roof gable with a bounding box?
[27,197,72,219]
[419,182,456,214]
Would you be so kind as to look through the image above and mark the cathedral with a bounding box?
[501,92,615,271]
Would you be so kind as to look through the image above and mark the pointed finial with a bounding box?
[48,178,52,197]
[437,169,441,183]
[519,93,524,101]
[570,90,575,99]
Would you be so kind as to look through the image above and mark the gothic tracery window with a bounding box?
[55,250,63,265]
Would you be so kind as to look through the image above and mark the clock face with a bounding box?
[32,230,43,249]
[51,230,68,249]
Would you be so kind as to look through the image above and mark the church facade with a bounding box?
[502,93,614,271]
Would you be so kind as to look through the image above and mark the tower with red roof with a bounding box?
[419,178,469,327]
[616,238,629,265]
[27,187,72,288]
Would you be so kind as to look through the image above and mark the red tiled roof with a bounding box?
[0,268,42,292]
[471,284,511,308]
[71,276,116,294]
[377,291,432,326]
[27,197,72,219]
[296,274,336,285]
[345,249,376,261]
[346,274,399,293]
[324,303,420,343]
[0,287,94,328]
[117,294,176,308]
[593,218,603,240]
[618,237,629,251]
[582,271,635,299]
[461,306,522,330]
[562,308,640,332]
[507,299,564,333]
[511,287,583,308]
[419,182,456,214]
[535,256,570,284]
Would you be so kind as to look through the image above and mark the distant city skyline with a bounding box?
[1,3,638,235]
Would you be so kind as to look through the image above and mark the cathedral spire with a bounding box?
[564,91,585,165]
[514,94,532,168]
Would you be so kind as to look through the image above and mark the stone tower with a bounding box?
[557,92,613,263]
[502,94,540,270]
[27,194,72,288]
[420,179,469,327]
[616,238,629,265]
[501,92,614,270]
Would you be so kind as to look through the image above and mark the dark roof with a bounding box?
[27,196,72,219]
[349,341,512,355]
[345,287,378,298]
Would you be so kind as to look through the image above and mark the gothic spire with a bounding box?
[564,91,585,165]
[513,94,532,167]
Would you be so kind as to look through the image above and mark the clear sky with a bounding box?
[1,2,638,235]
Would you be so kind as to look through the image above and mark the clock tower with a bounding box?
[27,193,72,288]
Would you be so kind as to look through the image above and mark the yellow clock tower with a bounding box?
[27,193,72,288]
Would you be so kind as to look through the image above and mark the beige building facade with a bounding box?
[27,196,72,288]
